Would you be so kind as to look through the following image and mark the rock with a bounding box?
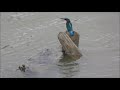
[58,32,82,60]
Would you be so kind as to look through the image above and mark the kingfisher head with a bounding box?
[60,18,70,22]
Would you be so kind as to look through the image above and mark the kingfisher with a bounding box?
[60,18,74,36]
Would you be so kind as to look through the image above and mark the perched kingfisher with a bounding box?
[60,18,74,36]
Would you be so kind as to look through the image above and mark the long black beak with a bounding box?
[60,18,65,20]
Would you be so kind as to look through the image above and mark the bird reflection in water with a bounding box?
[57,54,80,78]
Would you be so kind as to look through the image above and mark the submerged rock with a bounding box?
[27,48,61,65]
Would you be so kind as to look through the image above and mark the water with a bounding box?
[0,12,120,78]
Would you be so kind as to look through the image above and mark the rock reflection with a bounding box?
[57,55,80,78]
